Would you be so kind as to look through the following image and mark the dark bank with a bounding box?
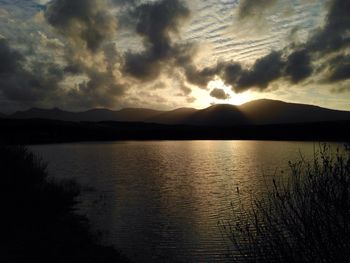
[1,145,129,263]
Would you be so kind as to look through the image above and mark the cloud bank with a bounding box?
[0,0,349,112]
[186,0,350,93]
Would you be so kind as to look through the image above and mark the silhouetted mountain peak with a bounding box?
[119,107,160,112]
[5,99,350,126]
[169,107,196,113]
[83,108,114,114]
[239,99,350,124]
[240,99,335,111]
[207,104,238,110]
[21,107,66,114]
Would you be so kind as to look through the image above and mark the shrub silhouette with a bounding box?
[1,145,129,263]
[220,144,350,263]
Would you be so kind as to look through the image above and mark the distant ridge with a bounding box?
[239,99,350,125]
[6,99,350,126]
[11,107,165,123]
[147,107,197,125]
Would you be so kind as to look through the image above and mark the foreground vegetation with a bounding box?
[220,144,350,262]
[1,145,129,263]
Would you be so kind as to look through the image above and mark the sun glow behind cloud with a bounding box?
[191,79,256,109]
[0,0,349,112]
[210,79,254,105]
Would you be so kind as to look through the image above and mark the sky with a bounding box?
[0,0,349,113]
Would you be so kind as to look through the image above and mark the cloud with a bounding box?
[235,51,284,91]
[306,0,350,53]
[0,37,127,111]
[0,39,23,74]
[41,0,128,109]
[179,82,192,96]
[184,52,285,93]
[285,49,313,84]
[184,63,220,88]
[237,0,278,20]
[187,0,350,93]
[66,70,126,109]
[151,81,167,90]
[186,96,196,103]
[0,38,63,103]
[123,0,191,81]
[298,0,350,84]
[45,0,117,52]
[1,0,349,112]
[210,88,230,100]
[220,63,242,87]
[327,55,350,83]
[330,83,350,94]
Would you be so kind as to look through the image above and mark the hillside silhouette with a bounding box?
[5,99,350,126]
[239,99,350,124]
[1,99,350,143]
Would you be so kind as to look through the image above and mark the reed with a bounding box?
[220,144,350,263]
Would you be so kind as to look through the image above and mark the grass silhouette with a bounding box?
[1,145,129,263]
[220,144,350,262]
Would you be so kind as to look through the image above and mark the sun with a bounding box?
[190,79,256,109]
[208,79,254,105]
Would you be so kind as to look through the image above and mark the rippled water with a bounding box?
[30,141,342,263]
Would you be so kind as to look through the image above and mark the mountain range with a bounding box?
[2,99,350,126]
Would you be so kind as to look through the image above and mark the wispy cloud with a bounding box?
[0,0,349,112]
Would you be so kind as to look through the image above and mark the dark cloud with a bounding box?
[67,70,126,109]
[123,0,190,81]
[64,64,82,75]
[188,0,350,93]
[184,64,220,88]
[236,51,284,91]
[123,52,162,81]
[45,0,117,52]
[0,38,126,111]
[327,55,350,83]
[194,52,285,93]
[172,43,217,88]
[2,0,349,111]
[0,39,23,74]
[307,0,350,53]
[285,49,313,83]
[179,82,192,96]
[238,0,277,20]
[299,0,350,84]
[43,0,127,110]
[61,50,127,109]
[220,63,242,87]
[0,39,63,103]
[111,0,139,6]
[210,88,230,100]
[186,48,312,92]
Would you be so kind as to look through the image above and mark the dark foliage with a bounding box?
[220,144,350,262]
[1,145,129,263]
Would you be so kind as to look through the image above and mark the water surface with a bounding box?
[31,140,341,262]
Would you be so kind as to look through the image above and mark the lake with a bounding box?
[30,140,342,262]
